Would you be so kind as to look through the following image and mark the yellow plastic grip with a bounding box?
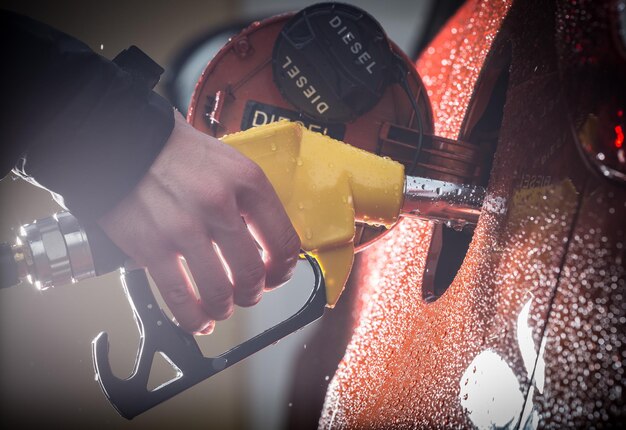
[221,121,405,307]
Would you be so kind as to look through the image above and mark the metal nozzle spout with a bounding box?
[401,176,486,229]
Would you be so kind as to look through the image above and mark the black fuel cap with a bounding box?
[272,2,395,123]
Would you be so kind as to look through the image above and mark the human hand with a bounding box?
[98,112,301,334]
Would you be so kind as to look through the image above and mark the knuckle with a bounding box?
[215,306,234,321]
[240,162,271,194]
[204,289,234,320]
[273,227,301,263]
[237,261,266,289]
[169,217,197,241]
[208,188,235,216]
[266,227,300,288]
[243,160,267,183]
[214,218,245,236]
[235,290,262,308]
[282,228,302,258]
[207,288,233,306]
[165,288,192,305]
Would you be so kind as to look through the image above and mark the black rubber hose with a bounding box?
[0,242,19,289]
[83,223,128,277]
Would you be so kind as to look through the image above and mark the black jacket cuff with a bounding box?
[1,9,175,223]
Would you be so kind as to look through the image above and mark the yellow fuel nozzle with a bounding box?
[221,121,405,307]
[221,121,487,306]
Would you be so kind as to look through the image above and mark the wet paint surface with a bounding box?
[319,0,625,428]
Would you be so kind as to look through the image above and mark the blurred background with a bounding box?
[0,1,449,428]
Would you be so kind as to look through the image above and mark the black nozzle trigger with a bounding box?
[92,253,326,419]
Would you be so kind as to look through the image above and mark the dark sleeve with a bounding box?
[0,9,174,223]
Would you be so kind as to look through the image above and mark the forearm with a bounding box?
[0,10,301,336]
[0,9,174,222]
